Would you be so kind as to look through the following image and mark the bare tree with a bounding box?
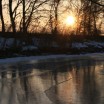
[88,0,104,7]
[7,0,22,32]
[9,0,16,32]
[19,0,49,32]
[72,0,103,35]
[22,0,26,32]
[53,0,61,34]
[0,0,5,32]
[48,0,61,34]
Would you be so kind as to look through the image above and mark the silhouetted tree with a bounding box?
[51,0,61,34]
[9,0,16,32]
[0,0,5,32]
[74,0,103,35]
[22,0,26,33]
[88,0,104,7]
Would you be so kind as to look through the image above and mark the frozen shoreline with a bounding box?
[0,53,104,64]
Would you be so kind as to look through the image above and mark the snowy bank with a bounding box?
[0,53,104,65]
[72,41,104,49]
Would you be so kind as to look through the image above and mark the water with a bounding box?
[0,58,104,104]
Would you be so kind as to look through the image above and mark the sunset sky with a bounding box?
[0,0,104,33]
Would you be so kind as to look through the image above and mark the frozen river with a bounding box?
[0,54,104,104]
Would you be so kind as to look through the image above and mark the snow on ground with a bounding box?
[0,53,104,65]
[72,43,88,49]
[0,37,15,49]
[22,45,38,51]
[1,36,104,50]
[72,41,104,49]
[4,38,15,48]
[84,41,103,48]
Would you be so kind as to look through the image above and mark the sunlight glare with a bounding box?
[65,16,75,26]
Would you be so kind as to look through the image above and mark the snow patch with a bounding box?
[72,41,104,49]
[22,45,38,51]
[84,41,103,48]
[72,43,88,49]
[4,38,15,48]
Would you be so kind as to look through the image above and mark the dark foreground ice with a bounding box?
[0,57,104,104]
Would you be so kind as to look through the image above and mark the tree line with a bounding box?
[0,0,104,36]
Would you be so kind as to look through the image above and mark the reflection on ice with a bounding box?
[0,59,104,104]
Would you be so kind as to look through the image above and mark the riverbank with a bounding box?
[1,35,104,58]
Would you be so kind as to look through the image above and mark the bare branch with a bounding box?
[88,0,104,7]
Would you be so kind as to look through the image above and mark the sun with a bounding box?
[65,16,75,26]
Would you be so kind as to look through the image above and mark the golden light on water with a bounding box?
[65,16,75,26]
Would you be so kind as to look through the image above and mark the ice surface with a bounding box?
[0,53,104,64]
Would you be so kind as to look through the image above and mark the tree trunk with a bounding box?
[54,6,58,34]
[9,0,16,32]
[53,0,60,35]
[23,0,26,33]
[0,0,5,32]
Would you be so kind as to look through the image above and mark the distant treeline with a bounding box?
[0,32,104,39]
[0,0,104,35]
